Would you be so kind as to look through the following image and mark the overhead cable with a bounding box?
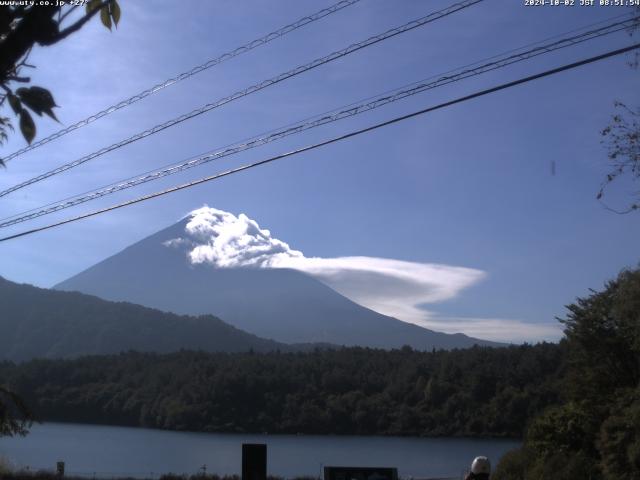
[1,42,637,243]
[1,0,363,163]
[1,14,637,228]
[0,0,483,198]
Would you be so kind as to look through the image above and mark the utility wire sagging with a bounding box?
[0,14,637,229]
[0,0,484,198]
[1,43,637,243]
[0,0,363,164]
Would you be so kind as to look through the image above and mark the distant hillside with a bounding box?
[0,277,289,362]
[56,214,502,350]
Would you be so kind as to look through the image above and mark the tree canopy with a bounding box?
[494,267,640,480]
[597,10,640,213]
[0,0,121,159]
[0,385,32,437]
[0,343,564,438]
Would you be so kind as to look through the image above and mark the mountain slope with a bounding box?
[0,276,289,362]
[55,217,501,350]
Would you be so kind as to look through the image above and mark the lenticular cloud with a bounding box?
[163,206,566,342]
[164,206,486,327]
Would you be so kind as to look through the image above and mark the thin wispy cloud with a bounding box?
[410,317,563,344]
[164,206,562,343]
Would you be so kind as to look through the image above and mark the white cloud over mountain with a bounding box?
[409,317,561,343]
[164,206,562,343]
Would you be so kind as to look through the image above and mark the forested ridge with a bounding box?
[493,268,640,480]
[0,343,564,438]
[0,276,291,360]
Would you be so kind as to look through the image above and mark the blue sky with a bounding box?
[0,0,638,342]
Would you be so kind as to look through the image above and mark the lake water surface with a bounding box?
[0,423,519,479]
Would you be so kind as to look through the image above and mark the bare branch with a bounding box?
[6,75,30,83]
[598,198,638,215]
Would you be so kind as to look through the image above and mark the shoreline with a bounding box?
[21,420,522,442]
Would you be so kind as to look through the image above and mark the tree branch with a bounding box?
[58,5,79,25]
[6,75,29,83]
[0,6,58,80]
[43,1,109,45]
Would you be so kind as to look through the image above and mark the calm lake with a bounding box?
[0,423,520,479]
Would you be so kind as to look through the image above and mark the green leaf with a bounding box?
[86,0,102,14]
[110,0,121,27]
[8,94,22,115]
[19,110,35,144]
[28,86,57,107]
[19,110,36,144]
[100,5,112,30]
[0,116,14,131]
[32,89,59,121]
[16,86,58,121]
[44,108,58,122]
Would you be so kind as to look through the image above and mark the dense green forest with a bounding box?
[493,268,640,480]
[0,342,563,438]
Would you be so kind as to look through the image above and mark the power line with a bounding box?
[0,0,483,198]
[1,42,637,244]
[1,14,636,228]
[0,0,363,164]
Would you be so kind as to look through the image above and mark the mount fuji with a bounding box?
[55,207,501,349]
